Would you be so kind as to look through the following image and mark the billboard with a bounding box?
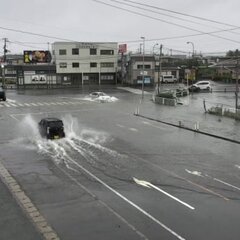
[24,51,52,63]
[118,44,127,54]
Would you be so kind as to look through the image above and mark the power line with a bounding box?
[93,0,240,44]
[110,0,240,36]
[120,0,240,29]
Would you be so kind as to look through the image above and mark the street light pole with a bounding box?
[157,44,163,95]
[187,41,195,58]
[236,58,239,115]
[141,37,145,99]
[152,43,158,55]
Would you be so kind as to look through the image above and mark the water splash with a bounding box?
[15,114,125,172]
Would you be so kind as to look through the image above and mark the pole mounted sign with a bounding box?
[118,44,127,54]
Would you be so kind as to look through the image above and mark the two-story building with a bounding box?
[52,42,118,86]
[125,54,182,86]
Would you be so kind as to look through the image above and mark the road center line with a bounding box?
[55,164,149,240]
[67,157,186,240]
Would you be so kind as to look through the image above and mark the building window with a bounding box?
[59,62,67,68]
[137,64,151,69]
[100,62,114,68]
[90,62,97,68]
[72,62,79,68]
[101,75,114,80]
[72,48,79,55]
[100,50,114,55]
[90,48,97,55]
[59,49,67,55]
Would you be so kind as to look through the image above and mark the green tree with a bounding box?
[226,49,240,57]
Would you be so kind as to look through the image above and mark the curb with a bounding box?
[0,161,60,240]
[134,114,240,145]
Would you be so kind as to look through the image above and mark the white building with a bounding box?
[52,42,118,86]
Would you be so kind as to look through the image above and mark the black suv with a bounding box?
[38,118,65,140]
[0,87,6,101]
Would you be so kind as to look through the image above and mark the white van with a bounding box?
[161,75,177,83]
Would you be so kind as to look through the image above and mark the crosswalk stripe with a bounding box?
[0,101,87,108]
[8,103,17,107]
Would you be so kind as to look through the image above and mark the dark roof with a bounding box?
[42,118,63,122]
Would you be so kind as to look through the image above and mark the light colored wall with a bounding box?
[53,42,118,74]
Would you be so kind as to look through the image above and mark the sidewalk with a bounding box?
[0,178,43,240]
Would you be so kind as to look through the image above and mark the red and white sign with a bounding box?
[118,44,127,54]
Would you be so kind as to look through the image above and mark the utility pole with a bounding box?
[141,37,145,100]
[157,44,163,95]
[236,58,239,116]
[2,38,8,87]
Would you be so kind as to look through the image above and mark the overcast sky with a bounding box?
[1,0,240,56]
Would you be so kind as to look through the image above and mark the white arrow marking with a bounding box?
[133,178,195,210]
[185,169,203,177]
[235,165,240,169]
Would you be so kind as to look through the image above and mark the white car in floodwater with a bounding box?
[89,92,117,102]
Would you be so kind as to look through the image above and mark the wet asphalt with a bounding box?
[0,85,240,240]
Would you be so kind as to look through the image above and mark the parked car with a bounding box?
[38,118,65,140]
[161,75,177,83]
[192,81,212,91]
[188,85,200,92]
[0,87,6,101]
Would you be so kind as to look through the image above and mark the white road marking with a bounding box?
[55,164,149,240]
[133,178,195,210]
[185,169,203,177]
[6,98,16,103]
[142,121,167,130]
[17,103,24,107]
[186,169,240,192]
[116,124,125,128]
[67,158,186,240]
[235,165,240,169]
[4,103,11,107]
[129,128,138,132]
[49,102,57,105]
[213,178,240,191]
[9,114,19,121]
[30,103,38,106]
[23,103,31,106]
[8,103,17,107]
[43,102,50,105]
[36,102,44,106]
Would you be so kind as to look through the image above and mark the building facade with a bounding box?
[52,42,118,86]
[125,54,181,85]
